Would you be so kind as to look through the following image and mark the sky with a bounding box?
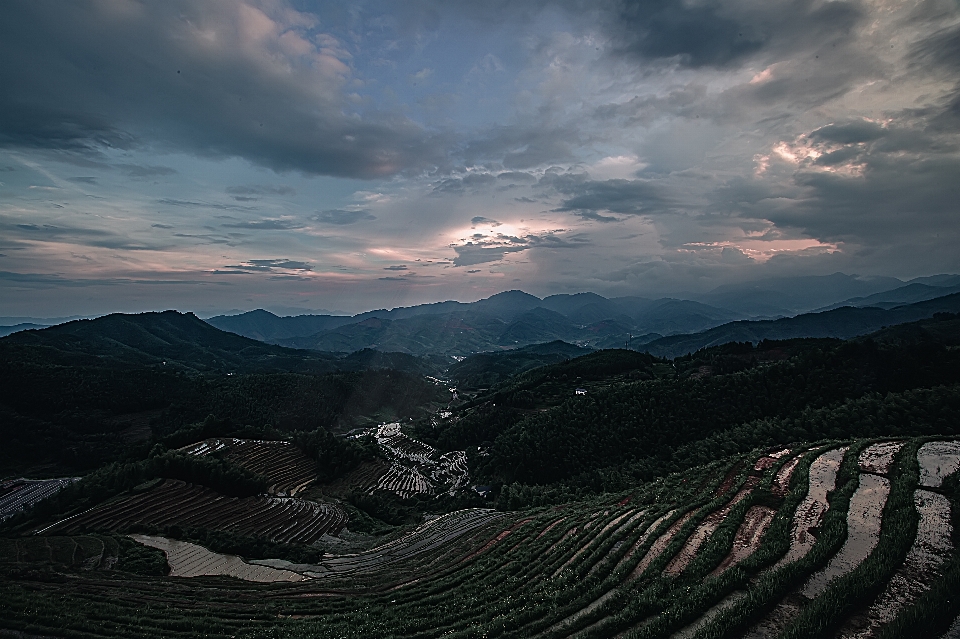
[1,0,959,317]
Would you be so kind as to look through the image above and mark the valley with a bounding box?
[1,299,960,637]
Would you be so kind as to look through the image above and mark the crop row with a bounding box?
[0,477,79,520]
[180,438,318,496]
[3,438,959,639]
[39,479,346,544]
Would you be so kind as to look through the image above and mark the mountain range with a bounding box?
[204,274,960,357]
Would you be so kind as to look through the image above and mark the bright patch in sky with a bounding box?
[0,0,958,316]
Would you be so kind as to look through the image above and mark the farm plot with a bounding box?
[251,508,506,578]
[39,479,347,543]
[774,446,848,568]
[710,505,777,577]
[335,423,472,499]
[802,472,890,597]
[859,440,906,475]
[0,477,79,520]
[130,534,305,582]
[918,440,960,488]
[838,489,953,638]
[372,463,434,499]
[8,438,960,639]
[180,438,318,496]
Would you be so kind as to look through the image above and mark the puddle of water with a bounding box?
[918,441,960,488]
[130,534,306,582]
[774,447,848,569]
[858,441,905,475]
[840,489,952,639]
[710,505,776,577]
[802,473,890,598]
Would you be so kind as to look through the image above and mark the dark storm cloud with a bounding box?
[452,242,528,267]
[451,229,587,266]
[809,121,886,145]
[602,0,862,69]
[221,219,305,230]
[546,175,669,216]
[313,209,377,225]
[0,1,446,178]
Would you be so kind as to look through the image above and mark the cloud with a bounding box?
[464,125,580,168]
[117,164,176,178]
[0,1,446,178]
[221,219,304,230]
[226,185,296,196]
[383,265,408,271]
[3,220,155,251]
[67,176,97,184]
[471,216,501,226]
[452,242,528,267]
[548,176,669,216]
[602,0,861,69]
[313,209,376,225]
[432,172,498,194]
[221,259,313,273]
[157,198,257,212]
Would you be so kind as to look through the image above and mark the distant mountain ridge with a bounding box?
[0,310,342,374]
[640,292,960,358]
[205,291,750,356]
[204,273,960,357]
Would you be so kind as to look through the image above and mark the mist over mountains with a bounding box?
[203,273,960,358]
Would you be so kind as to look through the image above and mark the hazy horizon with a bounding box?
[2,1,959,318]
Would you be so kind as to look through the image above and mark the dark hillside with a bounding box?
[1,310,340,373]
[447,340,591,389]
[641,292,960,357]
[0,312,445,476]
[433,316,960,489]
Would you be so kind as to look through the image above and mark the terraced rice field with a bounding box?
[335,423,471,499]
[0,477,79,520]
[130,534,306,581]
[180,438,318,496]
[5,437,960,639]
[39,479,347,543]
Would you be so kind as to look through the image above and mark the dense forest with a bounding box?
[415,313,960,506]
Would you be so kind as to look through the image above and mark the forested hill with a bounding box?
[0,311,446,475]
[640,292,960,358]
[0,310,346,373]
[418,313,960,501]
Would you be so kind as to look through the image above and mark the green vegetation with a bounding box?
[1,309,959,638]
